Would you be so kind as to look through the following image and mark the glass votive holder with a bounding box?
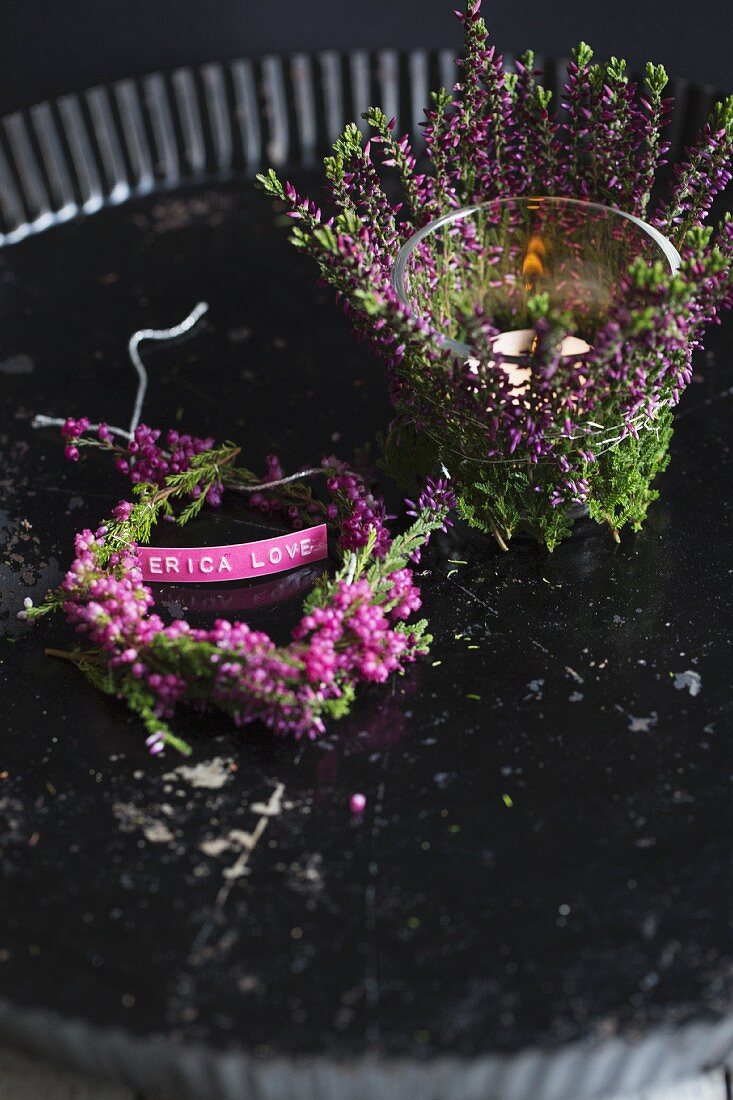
[392,196,681,362]
[388,197,683,547]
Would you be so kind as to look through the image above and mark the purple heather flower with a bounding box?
[253,0,733,498]
[60,420,220,505]
[405,476,456,529]
[112,500,134,522]
[145,731,166,755]
[61,417,89,442]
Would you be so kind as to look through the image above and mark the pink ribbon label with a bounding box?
[138,523,328,584]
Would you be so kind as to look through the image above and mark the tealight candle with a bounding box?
[392,197,680,380]
[467,328,594,394]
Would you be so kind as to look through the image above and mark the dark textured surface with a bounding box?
[1,179,732,1074]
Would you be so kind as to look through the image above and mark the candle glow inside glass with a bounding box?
[392,196,682,381]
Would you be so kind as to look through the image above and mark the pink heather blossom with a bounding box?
[62,421,218,504]
[56,466,453,743]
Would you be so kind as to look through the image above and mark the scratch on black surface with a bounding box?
[449,576,551,656]
[448,579,499,620]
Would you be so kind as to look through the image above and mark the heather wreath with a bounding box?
[257,0,733,549]
[23,420,455,754]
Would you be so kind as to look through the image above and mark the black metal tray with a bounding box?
[1,50,732,1100]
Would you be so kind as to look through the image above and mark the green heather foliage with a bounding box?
[258,0,733,549]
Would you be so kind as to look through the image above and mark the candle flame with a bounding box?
[522,234,547,292]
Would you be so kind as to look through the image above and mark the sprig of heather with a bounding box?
[364,107,428,222]
[655,95,733,241]
[678,218,733,330]
[422,86,460,213]
[257,169,389,313]
[587,57,637,207]
[533,86,562,191]
[257,161,446,402]
[635,63,672,216]
[451,0,489,198]
[478,43,517,197]
[61,417,223,503]
[325,123,400,254]
[506,51,547,193]
[560,42,595,195]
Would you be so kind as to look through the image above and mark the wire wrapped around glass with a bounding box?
[386,197,683,549]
